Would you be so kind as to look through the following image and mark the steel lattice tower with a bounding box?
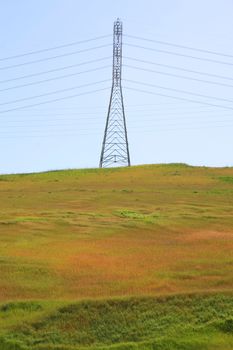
[99,18,130,168]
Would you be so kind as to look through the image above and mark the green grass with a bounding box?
[114,209,160,223]
[1,293,233,349]
[0,164,233,349]
[218,176,233,184]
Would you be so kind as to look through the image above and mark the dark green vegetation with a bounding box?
[1,294,233,350]
[0,164,233,349]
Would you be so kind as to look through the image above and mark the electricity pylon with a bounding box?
[99,18,130,168]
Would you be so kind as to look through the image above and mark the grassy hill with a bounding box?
[0,164,233,349]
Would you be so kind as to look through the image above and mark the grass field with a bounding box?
[0,163,233,349]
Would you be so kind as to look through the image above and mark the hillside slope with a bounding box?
[0,163,232,300]
[0,163,233,349]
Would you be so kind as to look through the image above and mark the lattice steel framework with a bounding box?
[99,18,130,168]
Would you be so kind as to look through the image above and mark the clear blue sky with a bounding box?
[0,0,233,173]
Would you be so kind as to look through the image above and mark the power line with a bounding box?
[124,57,233,82]
[0,108,228,121]
[0,120,232,139]
[0,86,110,114]
[124,79,233,105]
[125,34,233,59]
[1,104,215,114]
[1,70,231,115]
[0,119,232,133]
[129,122,233,133]
[0,35,111,61]
[0,65,111,93]
[1,104,232,120]
[0,80,109,107]
[0,102,230,119]
[0,44,111,71]
[126,108,232,116]
[2,115,233,129]
[2,102,215,111]
[124,43,233,67]
[0,112,232,127]
[0,57,111,84]
[124,86,233,111]
[124,64,233,88]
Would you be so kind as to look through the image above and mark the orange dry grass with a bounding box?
[0,164,232,301]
